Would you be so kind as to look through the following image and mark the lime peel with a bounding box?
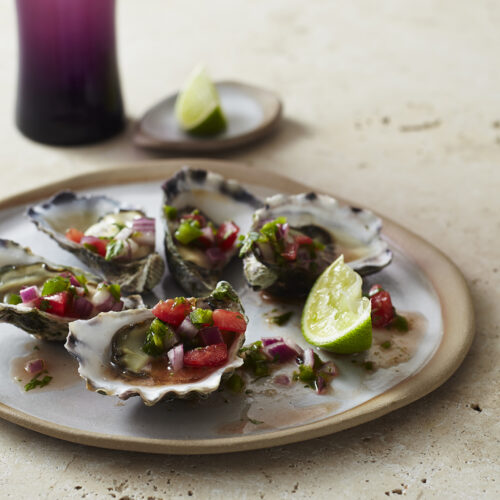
[301,255,372,354]
[175,65,227,136]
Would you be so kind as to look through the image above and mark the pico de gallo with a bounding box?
[65,211,156,262]
[112,283,247,384]
[5,272,123,319]
[164,205,240,269]
[229,338,337,395]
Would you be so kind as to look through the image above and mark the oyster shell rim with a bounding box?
[65,281,246,406]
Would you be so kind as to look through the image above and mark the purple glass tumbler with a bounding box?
[15,0,125,145]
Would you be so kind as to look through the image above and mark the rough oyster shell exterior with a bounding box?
[27,191,165,294]
[65,281,246,406]
[0,239,144,341]
[162,167,262,296]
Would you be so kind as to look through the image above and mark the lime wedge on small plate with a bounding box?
[301,255,372,354]
[175,65,227,136]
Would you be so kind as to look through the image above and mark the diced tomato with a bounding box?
[41,291,72,317]
[152,299,192,327]
[216,221,240,251]
[295,234,313,246]
[181,213,206,227]
[369,285,394,327]
[80,235,107,257]
[212,309,247,334]
[183,343,228,367]
[65,228,84,244]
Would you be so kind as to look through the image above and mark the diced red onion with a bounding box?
[206,246,226,265]
[316,375,326,394]
[132,231,155,247]
[200,226,215,244]
[276,222,289,241]
[263,341,301,363]
[284,339,303,356]
[24,358,45,374]
[20,286,40,303]
[176,316,198,339]
[111,300,124,312]
[73,286,86,297]
[273,374,291,386]
[320,361,337,376]
[115,227,133,241]
[261,337,283,347]
[73,296,94,318]
[92,289,116,312]
[199,326,223,346]
[60,273,81,287]
[303,348,315,368]
[132,218,155,233]
[167,344,184,371]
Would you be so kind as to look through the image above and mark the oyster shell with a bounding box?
[27,191,165,294]
[242,192,392,297]
[162,167,262,296]
[65,281,246,406]
[0,239,144,341]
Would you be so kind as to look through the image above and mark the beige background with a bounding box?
[0,0,498,498]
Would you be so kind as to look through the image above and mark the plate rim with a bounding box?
[134,80,283,152]
[0,158,474,454]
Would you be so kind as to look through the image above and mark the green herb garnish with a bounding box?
[239,341,271,378]
[163,205,178,221]
[105,239,125,261]
[189,308,213,327]
[108,284,121,301]
[7,293,22,305]
[269,311,293,326]
[363,361,374,371]
[238,231,260,257]
[113,222,126,231]
[142,318,176,356]
[226,373,245,393]
[74,274,89,294]
[381,341,392,349]
[392,313,409,332]
[248,418,264,425]
[41,276,70,296]
[24,372,52,391]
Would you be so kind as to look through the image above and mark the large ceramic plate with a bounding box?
[0,159,474,454]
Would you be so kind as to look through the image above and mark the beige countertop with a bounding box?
[0,1,498,498]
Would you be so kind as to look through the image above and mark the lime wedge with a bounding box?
[175,65,227,136]
[301,255,372,354]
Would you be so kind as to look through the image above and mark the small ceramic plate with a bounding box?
[0,159,474,455]
[134,81,282,153]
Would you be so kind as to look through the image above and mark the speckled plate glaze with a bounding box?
[0,160,474,455]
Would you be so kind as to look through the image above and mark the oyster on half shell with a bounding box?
[161,167,262,296]
[65,281,246,406]
[241,192,392,297]
[0,239,144,341]
[27,191,165,294]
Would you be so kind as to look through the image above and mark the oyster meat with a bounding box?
[241,192,392,297]
[65,281,246,405]
[27,191,165,294]
[162,167,262,296]
[0,239,144,341]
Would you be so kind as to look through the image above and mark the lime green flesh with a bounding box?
[301,255,372,354]
[175,66,227,136]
